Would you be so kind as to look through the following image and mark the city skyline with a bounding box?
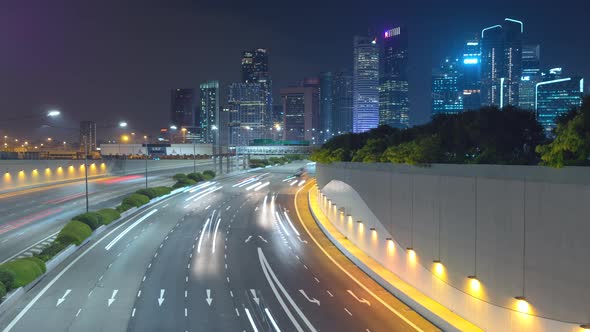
[0,0,588,141]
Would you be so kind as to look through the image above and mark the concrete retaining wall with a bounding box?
[316,162,590,331]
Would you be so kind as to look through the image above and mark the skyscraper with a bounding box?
[332,70,354,135]
[461,39,482,111]
[481,18,523,108]
[199,81,219,144]
[319,72,333,143]
[352,36,379,133]
[170,88,196,128]
[535,77,584,135]
[79,121,97,152]
[228,83,268,146]
[281,79,320,143]
[432,57,463,115]
[242,48,272,129]
[379,26,410,128]
[519,45,541,110]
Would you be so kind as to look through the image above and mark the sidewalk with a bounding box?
[296,180,482,332]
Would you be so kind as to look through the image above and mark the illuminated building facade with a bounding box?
[461,39,482,111]
[228,83,268,146]
[519,45,541,110]
[535,77,583,135]
[170,88,196,128]
[432,57,463,115]
[199,81,219,144]
[281,79,320,143]
[379,26,410,128]
[352,36,380,133]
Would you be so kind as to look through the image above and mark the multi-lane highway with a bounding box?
[0,160,216,264]
[0,163,439,332]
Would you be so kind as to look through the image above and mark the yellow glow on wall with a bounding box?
[68,165,75,174]
[358,222,364,235]
[467,276,482,297]
[514,298,531,314]
[32,169,38,175]
[100,163,106,170]
[433,262,446,280]
[3,172,12,183]
[57,167,64,176]
[80,164,85,170]
[370,228,378,241]
[45,168,52,176]
[387,239,395,254]
[18,170,25,181]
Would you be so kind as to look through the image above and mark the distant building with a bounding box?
[535,77,584,135]
[332,70,354,135]
[242,48,272,129]
[432,57,463,115]
[319,72,333,143]
[280,83,320,143]
[519,44,541,110]
[379,26,410,128]
[481,18,523,108]
[228,83,268,146]
[170,88,196,128]
[461,39,482,111]
[79,121,97,152]
[352,36,380,133]
[199,81,220,144]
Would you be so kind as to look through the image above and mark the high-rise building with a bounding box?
[79,121,97,152]
[535,76,584,135]
[242,48,272,129]
[199,81,219,144]
[228,83,268,146]
[481,18,523,108]
[379,26,410,128]
[461,39,482,111]
[352,36,380,133]
[319,72,333,143]
[432,57,463,115]
[519,44,541,110]
[332,70,354,135]
[170,88,196,128]
[281,81,320,143]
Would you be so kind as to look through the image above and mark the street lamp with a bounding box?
[144,135,149,189]
[119,121,128,128]
[47,110,61,117]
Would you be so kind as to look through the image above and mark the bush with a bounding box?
[116,203,134,213]
[172,173,188,182]
[36,241,68,262]
[136,188,158,199]
[57,220,92,246]
[173,178,197,188]
[0,257,46,288]
[0,267,16,291]
[97,208,121,225]
[72,212,104,230]
[122,193,150,207]
[0,281,5,300]
[152,186,172,196]
[187,172,204,182]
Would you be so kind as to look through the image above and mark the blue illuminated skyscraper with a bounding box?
[352,36,380,133]
[535,77,584,135]
[379,26,410,128]
[461,39,482,111]
[432,57,463,115]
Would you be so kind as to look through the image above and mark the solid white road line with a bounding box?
[244,308,259,332]
[344,308,353,316]
[211,218,221,253]
[105,209,158,251]
[282,211,300,236]
[265,308,282,332]
[274,212,291,236]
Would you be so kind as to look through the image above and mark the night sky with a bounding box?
[1,0,587,141]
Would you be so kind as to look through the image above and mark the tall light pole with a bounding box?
[144,135,148,188]
[83,135,89,213]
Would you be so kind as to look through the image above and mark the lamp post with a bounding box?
[144,135,149,188]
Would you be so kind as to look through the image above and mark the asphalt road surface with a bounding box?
[0,162,439,332]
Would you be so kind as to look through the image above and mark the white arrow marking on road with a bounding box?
[56,289,71,307]
[244,235,252,243]
[108,289,118,307]
[158,289,165,306]
[206,289,213,306]
[298,290,320,306]
[250,289,260,305]
[347,290,371,306]
[297,236,308,244]
[258,235,268,243]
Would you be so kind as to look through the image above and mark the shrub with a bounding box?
[202,170,216,180]
[122,193,150,207]
[36,241,68,262]
[187,172,204,182]
[0,257,46,288]
[97,208,121,225]
[152,186,171,196]
[136,188,158,199]
[0,281,5,300]
[116,203,134,213]
[72,212,104,230]
[172,173,188,181]
[57,220,92,246]
[0,267,16,291]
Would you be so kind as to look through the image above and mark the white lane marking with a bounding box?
[265,308,282,332]
[131,308,136,317]
[347,290,371,306]
[290,180,298,186]
[185,308,188,317]
[162,204,169,208]
[283,211,300,236]
[88,290,93,297]
[105,209,158,250]
[246,181,263,191]
[185,290,188,298]
[205,205,211,210]
[344,308,352,316]
[226,277,230,283]
[99,275,104,281]
[274,212,291,236]
[206,289,213,306]
[303,265,308,270]
[326,290,334,297]
[298,289,320,306]
[148,263,151,269]
[257,235,268,243]
[75,308,82,317]
[107,289,118,307]
[297,236,308,244]
[230,290,234,298]
[56,289,71,307]
[158,289,165,306]
[294,184,426,332]
[235,308,240,317]
[137,290,141,298]
[197,218,211,253]
[1,231,60,264]
[258,248,314,332]
[211,218,222,253]
[254,181,270,191]
[142,276,146,282]
[314,277,320,284]
[244,308,259,332]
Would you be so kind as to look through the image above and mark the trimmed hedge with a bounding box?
[136,187,172,199]
[0,267,16,291]
[0,280,5,300]
[122,193,150,207]
[36,241,68,262]
[153,186,172,196]
[172,178,196,188]
[72,212,103,230]
[0,257,46,288]
[187,172,204,182]
[172,173,188,181]
[57,220,92,246]
[97,208,120,225]
[116,203,134,213]
[202,170,216,180]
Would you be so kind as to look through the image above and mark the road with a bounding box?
[0,163,439,332]
[0,160,217,263]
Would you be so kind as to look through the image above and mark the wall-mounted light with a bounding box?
[514,296,530,313]
[385,237,392,241]
[580,324,590,330]
[407,248,416,262]
[369,227,376,231]
[433,260,445,277]
[467,275,481,291]
[356,220,363,223]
